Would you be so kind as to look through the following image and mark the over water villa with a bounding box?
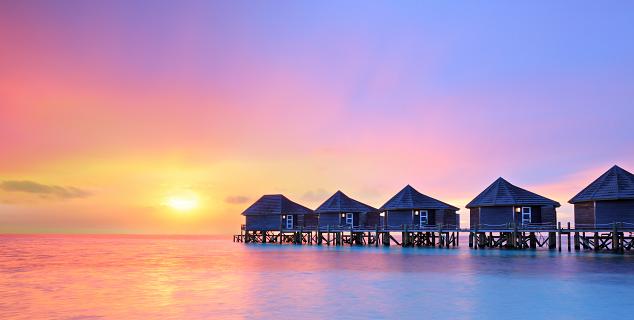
[315,191,380,228]
[242,194,317,231]
[236,167,633,252]
[570,165,634,229]
[379,185,459,230]
[467,178,560,228]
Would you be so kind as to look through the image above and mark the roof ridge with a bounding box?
[589,169,614,200]
[468,177,559,208]
[614,166,621,194]
[500,179,519,204]
[492,179,502,206]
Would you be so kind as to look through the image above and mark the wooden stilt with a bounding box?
[567,222,571,252]
[557,222,562,252]
[548,231,556,249]
[612,223,619,253]
[375,225,379,247]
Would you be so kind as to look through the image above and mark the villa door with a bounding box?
[286,215,294,229]
[345,213,354,226]
[521,207,531,225]
[419,210,428,227]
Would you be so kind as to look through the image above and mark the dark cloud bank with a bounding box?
[0,180,91,199]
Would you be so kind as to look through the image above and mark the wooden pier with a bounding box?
[234,224,460,248]
[234,222,634,253]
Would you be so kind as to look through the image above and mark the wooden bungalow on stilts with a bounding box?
[315,191,379,229]
[569,165,634,229]
[240,194,316,243]
[380,185,459,230]
[467,177,560,229]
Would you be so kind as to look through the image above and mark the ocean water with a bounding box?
[1,235,633,319]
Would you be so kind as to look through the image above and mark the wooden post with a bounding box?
[619,223,625,254]
[594,232,599,252]
[350,225,354,246]
[327,225,331,246]
[567,222,571,252]
[529,232,536,249]
[438,225,444,247]
[548,231,556,249]
[612,223,618,253]
[383,232,390,246]
[375,225,379,247]
[574,231,580,250]
[402,225,409,247]
[557,222,562,252]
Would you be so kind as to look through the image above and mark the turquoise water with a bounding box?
[0,235,633,319]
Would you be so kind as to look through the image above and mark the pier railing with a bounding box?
[248,222,634,233]
[276,224,462,232]
[471,222,557,231]
[572,222,634,230]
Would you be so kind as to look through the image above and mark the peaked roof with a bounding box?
[315,191,378,213]
[380,185,458,211]
[569,165,634,203]
[466,177,560,208]
[241,194,313,216]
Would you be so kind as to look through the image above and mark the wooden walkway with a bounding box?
[234,222,634,253]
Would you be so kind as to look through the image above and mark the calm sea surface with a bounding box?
[1,235,633,320]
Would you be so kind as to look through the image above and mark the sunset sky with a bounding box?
[1,1,633,234]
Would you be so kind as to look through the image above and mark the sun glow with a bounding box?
[166,196,198,212]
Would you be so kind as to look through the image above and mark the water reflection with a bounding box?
[0,235,633,319]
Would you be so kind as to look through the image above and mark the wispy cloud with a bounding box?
[225,195,250,204]
[301,188,329,202]
[0,180,91,199]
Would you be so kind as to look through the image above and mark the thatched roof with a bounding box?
[569,165,634,203]
[466,177,560,208]
[315,190,378,213]
[380,185,458,211]
[241,194,313,216]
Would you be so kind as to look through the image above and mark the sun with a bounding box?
[166,195,198,212]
